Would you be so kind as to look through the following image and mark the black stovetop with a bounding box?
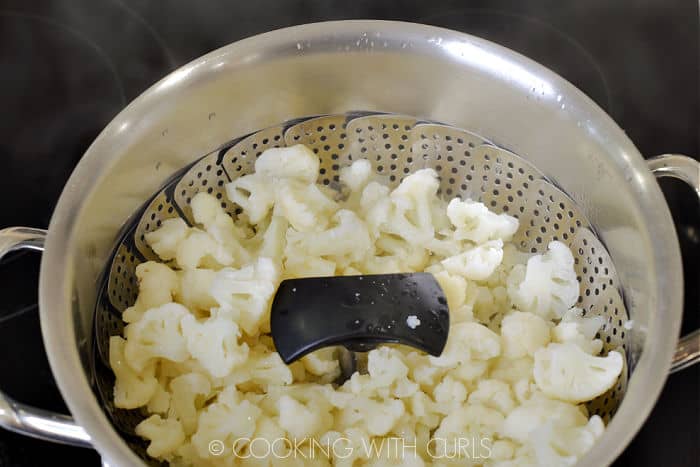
[0,1,697,465]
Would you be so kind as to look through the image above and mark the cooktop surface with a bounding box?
[0,0,697,465]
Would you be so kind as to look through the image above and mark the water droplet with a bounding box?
[161,129,168,136]
[296,43,302,50]
[556,95,562,102]
[292,287,296,292]
[561,104,566,110]
[208,112,216,120]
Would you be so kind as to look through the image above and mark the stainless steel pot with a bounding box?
[0,21,697,466]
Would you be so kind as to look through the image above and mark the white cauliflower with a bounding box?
[144,217,189,261]
[340,159,373,209]
[226,173,276,224]
[210,257,280,335]
[274,179,338,232]
[135,415,185,458]
[175,229,235,270]
[175,268,217,314]
[190,192,250,265]
[507,241,579,320]
[359,181,392,238]
[254,144,320,183]
[117,148,615,467]
[442,239,504,281]
[170,373,211,435]
[191,386,262,458]
[534,342,623,403]
[122,261,179,323]
[446,197,519,244]
[123,303,190,371]
[109,336,158,409]
[552,308,604,354]
[258,215,288,259]
[502,393,588,443]
[468,379,516,415]
[286,209,372,264]
[384,169,439,245]
[530,415,605,467]
[429,322,501,368]
[431,269,468,311]
[278,394,333,439]
[501,311,551,358]
[180,314,248,379]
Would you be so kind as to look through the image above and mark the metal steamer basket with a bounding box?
[0,21,696,467]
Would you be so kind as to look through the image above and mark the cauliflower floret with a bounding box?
[501,311,551,359]
[135,415,185,458]
[383,169,439,245]
[123,303,190,371]
[552,308,604,355]
[432,404,504,460]
[429,322,501,368]
[442,239,504,281]
[340,159,374,209]
[258,215,288,259]
[226,173,277,224]
[534,342,623,403]
[254,144,320,183]
[467,379,516,415]
[274,179,338,232]
[431,269,468,311]
[284,254,337,278]
[432,375,468,410]
[176,229,235,270]
[278,394,333,439]
[170,372,211,435]
[247,350,294,388]
[367,347,409,388]
[527,413,605,467]
[175,268,217,314]
[210,257,280,335]
[502,393,588,443]
[191,192,250,264]
[286,209,372,265]
[122,261,179,323]
[147,380,171,415]
[302,347,341,380]
[109,336,158,409]
[191,386,262,458]
[489,357,535,384]
[446,198,519,244]
[144,217,189,261]
[507,241,579,320]
[180,313,248,379]
[359,181,392,238]
[338,396,405,436]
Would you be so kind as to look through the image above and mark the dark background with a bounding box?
[0,0,697,465]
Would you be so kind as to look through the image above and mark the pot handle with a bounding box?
[0,227,92,447]
[647,154,700,373]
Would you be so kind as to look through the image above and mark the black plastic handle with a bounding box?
[270,273,450,364]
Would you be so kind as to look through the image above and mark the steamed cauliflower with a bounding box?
[111,146,619,467]
[507,241,579,320]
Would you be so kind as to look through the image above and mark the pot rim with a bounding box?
[38,20,683,466]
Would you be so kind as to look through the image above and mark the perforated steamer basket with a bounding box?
[0,21,697,467]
